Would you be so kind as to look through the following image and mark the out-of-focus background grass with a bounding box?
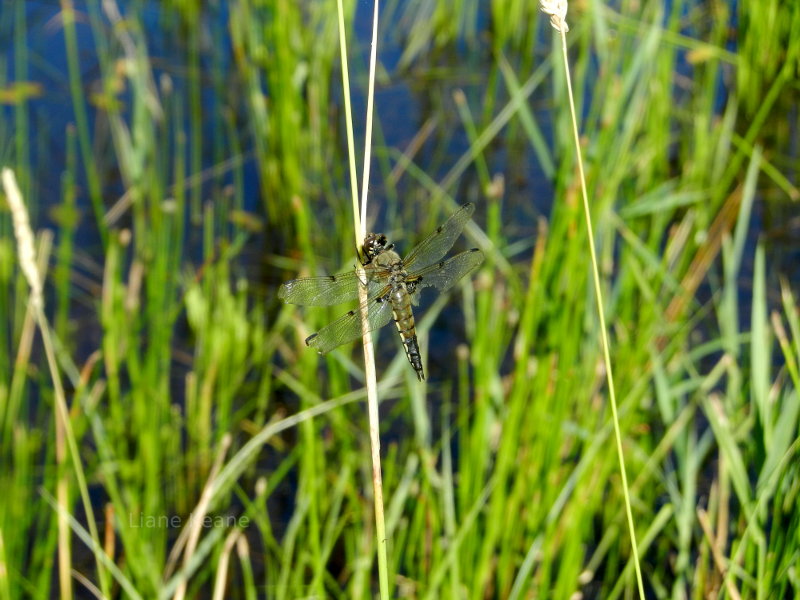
[1,0,798,598]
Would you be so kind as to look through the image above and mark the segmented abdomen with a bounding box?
[389,285,424,381]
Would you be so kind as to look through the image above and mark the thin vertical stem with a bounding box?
[359,1,390,595]
[335,1,390,598]
[59,0,106,244]
[336,0,362,239]
[2,168,108,597]
[554,23,646,600]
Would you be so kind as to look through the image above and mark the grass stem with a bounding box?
[2,168,108,598]
[539,2,646,596]
[335,1,390,597]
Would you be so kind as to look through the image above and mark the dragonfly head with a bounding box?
[361,233,389,264]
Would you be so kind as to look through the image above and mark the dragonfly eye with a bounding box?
[362,233,388,261]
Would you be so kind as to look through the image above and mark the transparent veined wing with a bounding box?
[305,293,395,354]
[402,203,475,273]
[278,266,387,306]
[409,248,484,294]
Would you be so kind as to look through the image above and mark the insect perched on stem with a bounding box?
[278,203,484,380]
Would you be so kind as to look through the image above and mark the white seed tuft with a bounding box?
[2,168,43,310]
[539,0,570,33]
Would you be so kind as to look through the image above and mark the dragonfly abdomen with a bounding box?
[389,285,425,381]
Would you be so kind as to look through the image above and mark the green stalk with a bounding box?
[59,0,106,244]
[540,3,645,597]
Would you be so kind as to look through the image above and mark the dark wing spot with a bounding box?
[436,225,444,233]
[305,333,318,345]
[329,274,337,281]
[469,247,480,252]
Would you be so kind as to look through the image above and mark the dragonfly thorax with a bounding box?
[363,233,408,291]
[371,247,402,269]
[370,247,408,294]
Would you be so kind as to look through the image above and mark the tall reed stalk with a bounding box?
[539,1,645,597]
[3,168,108,598]
[335,1,390,597]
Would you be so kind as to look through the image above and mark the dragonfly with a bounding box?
[278,202,484,380]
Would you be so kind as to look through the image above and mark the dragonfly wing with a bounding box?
[279,266,385,306]
[402,203,475,272]
[410,248,484,294]
[305,294,394,354]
